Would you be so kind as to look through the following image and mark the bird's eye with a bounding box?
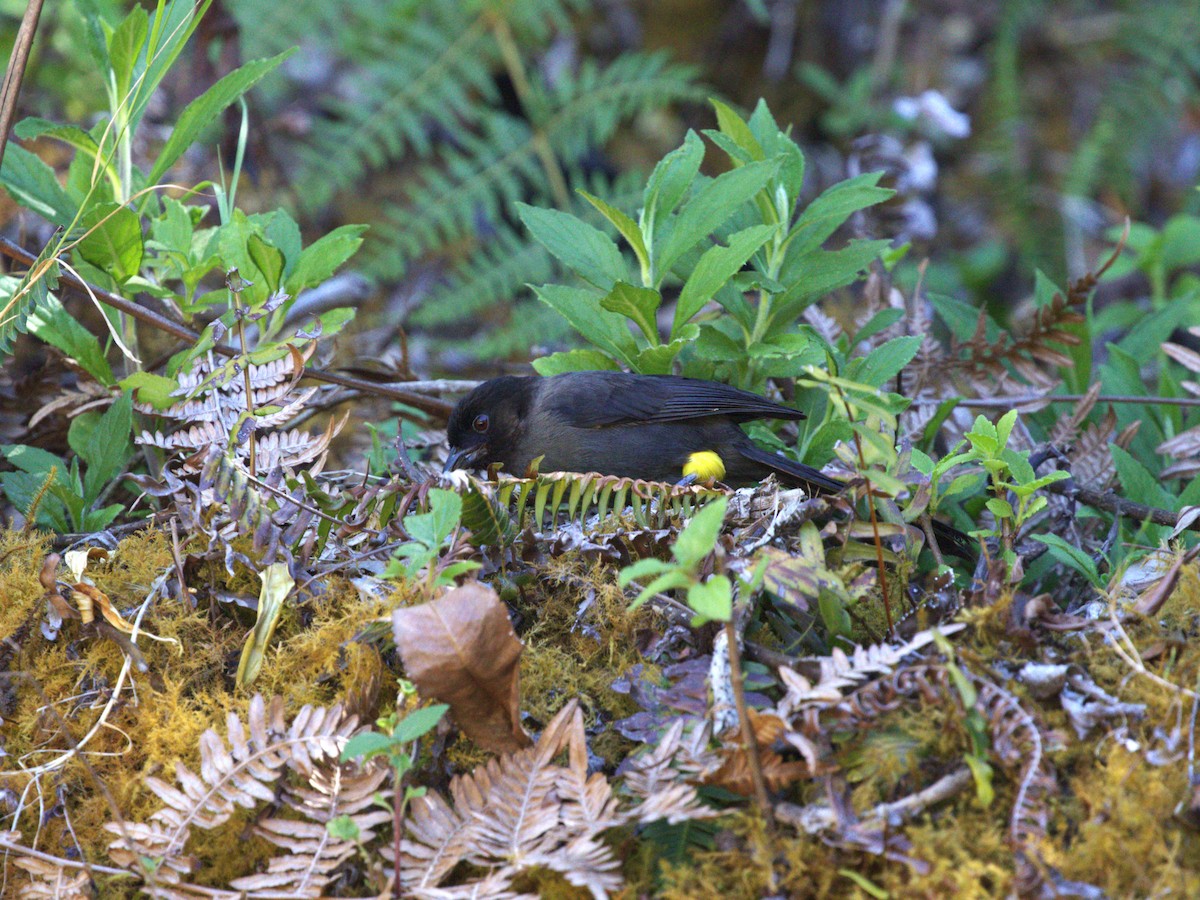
[472,414,489,433]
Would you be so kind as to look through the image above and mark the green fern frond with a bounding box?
[0,249,61,356]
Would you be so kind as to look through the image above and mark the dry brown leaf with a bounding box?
[394,582,530,753]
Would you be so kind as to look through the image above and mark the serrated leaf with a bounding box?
[77,202,143,283]
[519,202,627,290]
[532,284,638,366]
[0,142,77,226]
[600,282,662,343]
[532,348,621,375]
[27,293,114,384]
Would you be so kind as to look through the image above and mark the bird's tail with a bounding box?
[743,446,975,560]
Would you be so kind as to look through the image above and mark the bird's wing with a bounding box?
[545,373,805,427]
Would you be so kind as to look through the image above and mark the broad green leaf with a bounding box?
[774,240,888,322]
[77,202,144,283]
[532,348,620,375]
[264,210,303,279]
[2,444,69,482]
[149,51,294,184]
[687,574,732,623]
[674,224,775,332]
[673,497,728,568]
[633,337,689,375]
[656,159,779,279]
[392,704,449,742]
[247,234,284,294]
[694,323,745,362]
[120,371,177,409]
[71,391,133,500]
[532,284,637,366]
[578,190,648,279]
[1109,443,1174,511]
[0,143,77,226]
[27,293,114,384]
[848,336,922,389]
[518,203,626,291]
[599,282,662,344]
[285,224,367,293]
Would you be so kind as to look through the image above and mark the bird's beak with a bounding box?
[443,444,485,473]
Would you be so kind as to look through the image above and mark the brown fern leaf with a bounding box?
[10,853,94,899]
[104,695,357,892]
[228,764,391,898]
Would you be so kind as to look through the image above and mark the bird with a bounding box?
[444,371,972,558]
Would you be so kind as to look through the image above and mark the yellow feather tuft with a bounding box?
[683,450,725,484]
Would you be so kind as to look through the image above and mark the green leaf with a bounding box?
[657,159,779,279]
[643,130,705,225]
[674,224,775,333]
[71,391,133,501]
[1109,443,1174,511]
[578,190,649,280]
[247,234,284,294]
[518,203,627,291]
[340,731,396,761]
[392,704,449,743]
[2,444,69,483]
[774,240,889,322]
[0,142,77,226]
[532,348,621,375]
[532,284,638,366]
[694,323,745,362]
[119,371,177,409]
[673,497,728,568]
[619,557,674,585]
[285,224,367,293]
[26,293,114,384]
[687,574,732,623]
[149,51,294,184]
[107,5,149,102]
[710,98,763,161]
[784,172,892,259]
[849,336,922,389]
[599,282,662,344]
[77,202,144,283]
[15,118,103,160]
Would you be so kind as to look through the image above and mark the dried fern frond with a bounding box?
[10,853,95,899]
[228,764,392,898]
[401,700,712,899]
[104,695,357,894]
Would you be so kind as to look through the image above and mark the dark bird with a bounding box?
[444,371,972,557]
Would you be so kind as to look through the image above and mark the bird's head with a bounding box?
[444,376,534,473]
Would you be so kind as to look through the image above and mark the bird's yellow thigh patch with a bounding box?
[683,450,725,483]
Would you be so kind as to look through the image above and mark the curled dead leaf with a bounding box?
[393,581,530,753]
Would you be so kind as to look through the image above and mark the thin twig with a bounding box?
[0,0,45,171]
[0,236,454,417]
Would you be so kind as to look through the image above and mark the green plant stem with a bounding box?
[487,11,571,210]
